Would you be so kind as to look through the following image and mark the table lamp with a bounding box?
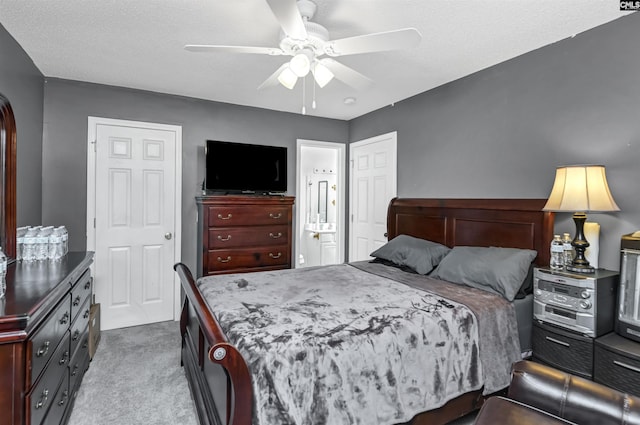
[542,165,619,273]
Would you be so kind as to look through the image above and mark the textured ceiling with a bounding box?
[0,0,633,120]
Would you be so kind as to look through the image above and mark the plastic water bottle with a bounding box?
[48,227,62,260]
[36,226,54,261]
[22,227,39,262]
[16,226,28,262]
[550,234,564,270]
[562,233,574,269]
[59,226,68,256]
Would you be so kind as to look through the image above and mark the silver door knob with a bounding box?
[165,232,172,240]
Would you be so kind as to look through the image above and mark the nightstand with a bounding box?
[531,267,619,379]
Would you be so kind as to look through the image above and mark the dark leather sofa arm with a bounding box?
[474,360,640,425]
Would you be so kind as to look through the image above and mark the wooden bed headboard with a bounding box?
[387,198,555,266]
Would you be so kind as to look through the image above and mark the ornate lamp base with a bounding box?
[569,211,596,274]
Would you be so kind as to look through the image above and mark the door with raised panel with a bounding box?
[349,132,397,261]
[93,121,178,330]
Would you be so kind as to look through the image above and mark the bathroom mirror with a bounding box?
[318,180,328,223]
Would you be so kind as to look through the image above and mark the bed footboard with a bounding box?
[174,263,253,425]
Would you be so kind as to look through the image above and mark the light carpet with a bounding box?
[68,320,198,425]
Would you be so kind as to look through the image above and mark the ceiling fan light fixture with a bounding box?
[289,51,312,77]
[277,66,298,89]
[312,61,334,88]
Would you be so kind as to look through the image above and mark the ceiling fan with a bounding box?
[185,0,422,92]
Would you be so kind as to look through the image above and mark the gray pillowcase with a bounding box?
[431,246,537,301]
[370,234,451,275]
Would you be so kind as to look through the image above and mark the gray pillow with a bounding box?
[431,246,537,301]
[370,234,451,275]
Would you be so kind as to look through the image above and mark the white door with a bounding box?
[87,118,182,330]
[349,132,397,262]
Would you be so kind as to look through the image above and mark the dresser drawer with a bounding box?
[207,205,290,226]
[42,372,70,425]
[207,246,290,273]
[29,295,72,386]
[532,321,593,379]
[208,225,289,249]
[69,331,90,394]
[70,270,92,322]
[70,298,91,358]
[27,332,69,425]
[594,332,640,396]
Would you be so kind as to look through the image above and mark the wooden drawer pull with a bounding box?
[217,256,232,263]
[36,341,50,357]
[35,389,49,409]
[613,360,640,373]
[269,252,282,259]
[59,311,69,325]
[545,336,570,347]
[269,213,282,219]
[217,213,232,220]
[269,232,283,239]
[217,235,232,242]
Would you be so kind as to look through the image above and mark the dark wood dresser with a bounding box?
[0,252,94,425]
[196,195,294,277]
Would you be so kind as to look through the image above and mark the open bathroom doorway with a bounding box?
[295,139,346,268]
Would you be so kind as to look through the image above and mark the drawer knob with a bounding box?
[269,252,282,259]
[72,329,81,341]
[36,341,50,357]
[84,280,91,290]
[71,364,79,376]
[217,235,232,242]
[84,309,90,319]
[73,295,81,307]
[217,213,232,220]
[269,212,282,219]
[35,389,49,409]
[59,311,70,325]
[217,256,232,263]
[269,232,283,239]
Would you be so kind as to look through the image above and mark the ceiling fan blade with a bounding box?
[185,44,284,55]
[257,63,290,90]
[320,58,373,91]
[265,0,308,40]
[323,28,422,57]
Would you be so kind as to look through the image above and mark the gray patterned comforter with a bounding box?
[197,261,521,425]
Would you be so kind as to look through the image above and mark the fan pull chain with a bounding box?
[312,80,317,109]
[301,76,306,115]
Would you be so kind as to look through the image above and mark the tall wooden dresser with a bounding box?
[0,252,94,425]
[196,195,295,277]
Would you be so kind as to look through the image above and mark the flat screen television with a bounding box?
[205,140,287,194]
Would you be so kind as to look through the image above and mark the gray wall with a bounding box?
[41,79,348,271]
[0,24,44,227]
[349,13,640,271]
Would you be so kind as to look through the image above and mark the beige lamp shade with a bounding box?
[543,165,620,213]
